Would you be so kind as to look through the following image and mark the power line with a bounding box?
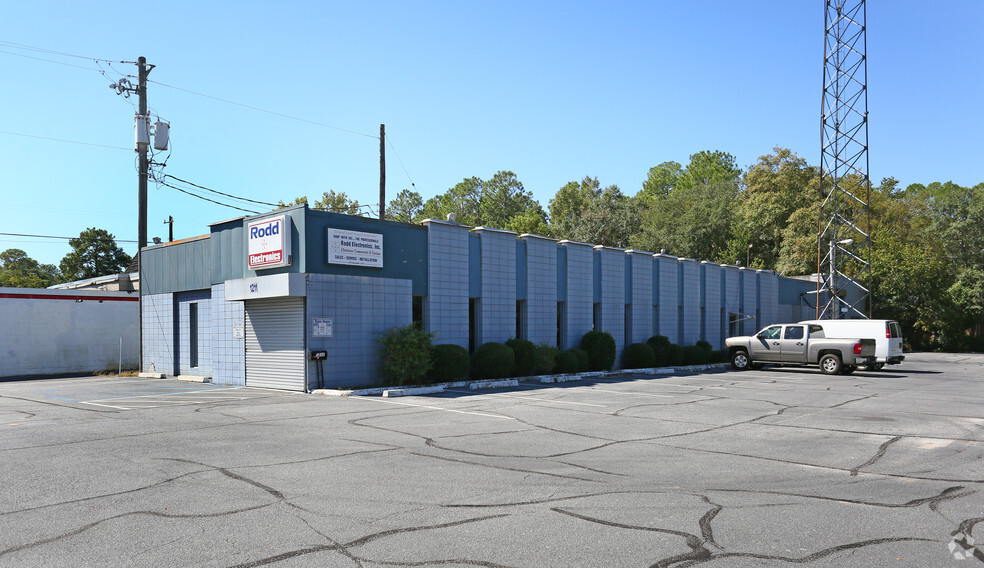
[163,174,279,207]
[158,181,261,215]
[148,79,379,139]
[0,232,138,243]
[0,129,131,151]
[386,133,417,191]
[0,40,121,63]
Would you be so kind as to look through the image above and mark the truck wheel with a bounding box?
[841,365,856,375]
[731,350,751,370]
[819,354,842,375]
[863,363,885,371]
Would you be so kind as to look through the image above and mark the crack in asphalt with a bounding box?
[850,435,903,476]
[652,536,938,567]
[0,503,277,559]
[227,514,512,568]
[655,440,984,483]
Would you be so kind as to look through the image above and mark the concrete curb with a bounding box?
[137,372,166,379]
[315,363,730,397]
[176,375,211,383]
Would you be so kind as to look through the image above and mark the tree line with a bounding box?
[305,146,981,351]
[0,228,131,288]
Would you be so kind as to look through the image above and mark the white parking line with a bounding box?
[446,389,607,407]
[354,396,514,419]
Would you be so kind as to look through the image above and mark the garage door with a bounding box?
[245,297,306,391]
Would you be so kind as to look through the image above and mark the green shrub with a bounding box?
[666,343,684,366]
[696,340,713,353]
[622,343,657,369]
[471,342,515,380]
[429,344,470,382]
[681,345,707,365]
[534,343,560,374]
[555,349,580,373]
[376,324,435,385]
[647,335,671,366]
[581,330,616,371]
[505,338,537,377]
[572,348,589,372]
[711,349,727,363]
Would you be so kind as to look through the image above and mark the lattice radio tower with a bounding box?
[818,0,871,319]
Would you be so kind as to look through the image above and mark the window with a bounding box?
[412,296,424,329]
[809,325,825,338]
[468,298,479,353]
[557,302,565,348]
[516,300,526,339]
[759,326,782,340]
[189,303,199,368]
[783,326,804,340]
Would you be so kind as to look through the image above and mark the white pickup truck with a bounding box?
[726,323,877,375]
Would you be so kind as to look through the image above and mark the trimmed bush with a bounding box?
[581,330,616,371]
[505,338,537,377]
[376,324,435,386]
[622,343,657,369]
[647,335,671,367]
[666,343,684,366]
[429,344,470,382]
[711,349,727,363]
[471,342,515,380]
[681,345,708,365]
[554,349,580,373]
[572,348,589,372]
[534,343,560,375]
[696,340,713,353]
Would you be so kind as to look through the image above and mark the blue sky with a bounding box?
[2,1,982,267]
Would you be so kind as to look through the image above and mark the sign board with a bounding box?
[248,214,292,270]
[327,228,383,268]
[232,322,244,338]
[313,318,333,337]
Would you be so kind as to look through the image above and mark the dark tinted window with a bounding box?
[784,326,804,340]
[808,325,825,338]
[889,321,902,338]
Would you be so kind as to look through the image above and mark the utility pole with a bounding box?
[379,124,385,220]
[164,215,174,242]
[138,57,150,251]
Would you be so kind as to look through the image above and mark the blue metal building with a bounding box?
[140,205,818,391]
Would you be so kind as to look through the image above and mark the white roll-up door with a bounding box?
[245,297,306,391]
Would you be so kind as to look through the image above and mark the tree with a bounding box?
[418,172,547,232]
[0,249,60,288]
[638,162,683,205]
[632,180,736,259]
[59,228,131,282]
[632,151,741,260]
[571,185,639,248]
[276,196,308,208]
[419,177,482,225]
[730,148,818,270]
[313,190,362,215]
[386,189,424,224]
[548,176,601,240]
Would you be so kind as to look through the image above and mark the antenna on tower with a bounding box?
[819,0,871,319]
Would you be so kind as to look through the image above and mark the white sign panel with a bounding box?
[312,318,333,337]
[248,214,292,270]
[327,228,383,268]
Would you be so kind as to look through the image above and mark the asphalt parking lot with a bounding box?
[1,352,982,567]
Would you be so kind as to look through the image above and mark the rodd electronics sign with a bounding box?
[247,214,292,270]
